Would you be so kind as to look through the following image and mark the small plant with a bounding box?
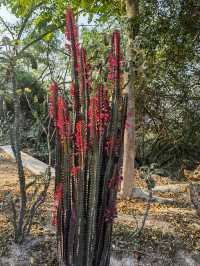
[4,169,51,243]
[139,163,158,191]
[49,9,127,266]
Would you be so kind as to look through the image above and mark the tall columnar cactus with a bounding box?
[49,9,127,266]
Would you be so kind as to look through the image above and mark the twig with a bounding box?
[136,189,152,236]
[10,196,18,239]
[0,17,15,39]
[25,94,48,136]
[24,167,51,235]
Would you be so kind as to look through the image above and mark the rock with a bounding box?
[110,256,137,266]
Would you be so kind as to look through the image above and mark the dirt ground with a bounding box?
[0,149,200,265]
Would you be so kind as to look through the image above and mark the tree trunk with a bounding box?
[121,0,139,198]
[0,96,3,118]
[11,71,27,242]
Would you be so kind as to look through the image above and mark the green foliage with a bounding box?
[3,0,123,31]
[131,1,200,177]
[140,164,161,190]
[2,0,200,179]
[0,111,13,144]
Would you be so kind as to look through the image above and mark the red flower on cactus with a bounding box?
[104,206,117,223]
[71,166,80,177]
[80,48,92,103]
[88,86,110,136]
[101,88,110,128]
[88,96,97,140]
[66,9,78,43]
[52,183,63,225]
[66,8,80,73]
[113,30,120,56]
[57,96,71,139]
[107,31,124,82]
[75,119,84,152]
[48,82,58,119]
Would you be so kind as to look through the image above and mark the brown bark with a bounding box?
[11,71,27,242]
[0,96,3,118]
[121,0,139,198]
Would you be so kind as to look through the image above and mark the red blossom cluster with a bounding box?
[57,96,71,140]
[48,82,58,120]
[88,89,110,138]
[48,83,71,141]
[80,48,92,103]
[108,31,124,82]
[71,166,80,177]
[97,85,110,133]
[75,119,85,152]
[88,96,96,140]
[66,8,80,73]
[51,183,63,225]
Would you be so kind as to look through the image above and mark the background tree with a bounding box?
[0,4,65,242]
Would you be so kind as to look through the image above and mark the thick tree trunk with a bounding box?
[121,0,139,198]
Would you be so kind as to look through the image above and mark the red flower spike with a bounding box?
[66,9,75,42]
[113,31,120,56]
[107,31,124,83]
[57,96,71,140]
[66,9,81,75]
[88,96,97,141]
[75,119,84,152]
[48,82,58,120]
[88,86,110,137]
[71,166,80,177]
[51,183,63,225]
[80,47,89,104]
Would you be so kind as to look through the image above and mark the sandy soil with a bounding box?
[1,150,200,265]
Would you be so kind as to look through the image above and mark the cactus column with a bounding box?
[49,9,127,266]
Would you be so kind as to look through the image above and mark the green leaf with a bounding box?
[16,88,23,95]
[81,0,88,9]
[147,178,156,190]
[42,32,53,42]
